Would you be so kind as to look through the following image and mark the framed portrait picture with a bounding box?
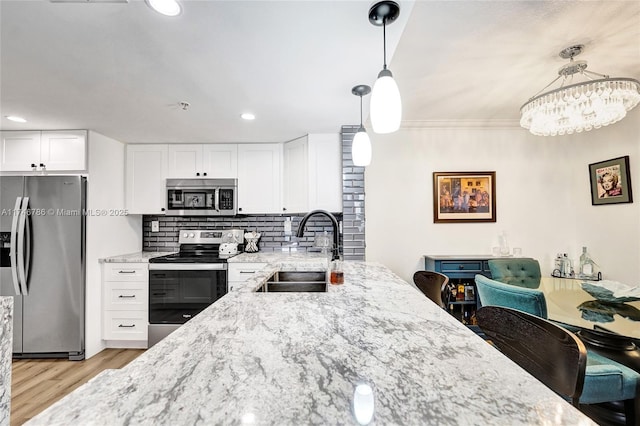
[588,156,633,206]
[433,171,496,223]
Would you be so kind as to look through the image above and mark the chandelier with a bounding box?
[520,45,640,136]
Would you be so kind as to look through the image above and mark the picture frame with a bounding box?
[588,156,633,206]
[433,171,496,223]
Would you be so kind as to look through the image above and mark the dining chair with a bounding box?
[412,271,449,308]
[476,306,639,426]
[475,274,547,317]
[487,258,541,288]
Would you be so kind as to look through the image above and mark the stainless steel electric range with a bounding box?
[147,229,242,347]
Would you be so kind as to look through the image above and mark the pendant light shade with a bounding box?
[369,1,401,134]
[371,69,402,134]
[351,85,372,167]
[352,129,372,167]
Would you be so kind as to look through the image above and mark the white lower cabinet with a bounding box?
[228,262,267,291]
[102,263,149,346]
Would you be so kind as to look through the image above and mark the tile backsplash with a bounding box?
[142,214,343,253]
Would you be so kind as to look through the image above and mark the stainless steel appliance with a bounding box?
[0,176,86,360]
[147,229,240,347]
[166,178,237,216]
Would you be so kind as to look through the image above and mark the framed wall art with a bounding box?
[589,155,633,205]
[433,171,496,223]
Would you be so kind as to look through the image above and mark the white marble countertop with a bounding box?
[29,259,593,425]
[99,251,175,263]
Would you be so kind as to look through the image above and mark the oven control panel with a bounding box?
[177,229,243,244]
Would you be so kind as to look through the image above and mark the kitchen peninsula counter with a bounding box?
[28,260,593,425]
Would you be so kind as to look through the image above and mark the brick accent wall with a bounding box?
[341,125,366,261]
[142,214,342,253]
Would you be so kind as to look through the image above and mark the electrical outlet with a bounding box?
[151,220,159,232]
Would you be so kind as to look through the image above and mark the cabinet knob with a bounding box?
[458,265,464,269]
[196,172,200,176]
[161,207,166,212]
[283,207,287,211]
[238,207,242,212]
[203,172,207,176]
[31,163,37,168]
[39,163,45,168]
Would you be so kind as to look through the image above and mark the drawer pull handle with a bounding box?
[240,271,256,274]
[118,270,136,274]
[458,265,464,269]
[182,314,192,319]
[153,292,167,296]
[118,295,136,298]
[118,324,136,328]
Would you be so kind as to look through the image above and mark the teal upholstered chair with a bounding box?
[487,258,541,288]
[475,274,547,318]
[477,306,639,425]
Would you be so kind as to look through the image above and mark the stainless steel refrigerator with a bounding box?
[0,176,85,360]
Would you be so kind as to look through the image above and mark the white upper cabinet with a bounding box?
[202,144,238,178]
[237,144,282,214]
[0,130,86,172]
[283,136,309,213]
[126,144,168,215]
[283,134,342,213]
[167,144,237,178]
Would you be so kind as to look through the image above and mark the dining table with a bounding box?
[538,277,640,373]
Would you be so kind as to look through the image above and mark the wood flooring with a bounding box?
[10,348,145,426]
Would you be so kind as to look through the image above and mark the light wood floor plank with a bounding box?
[10,348,144,425]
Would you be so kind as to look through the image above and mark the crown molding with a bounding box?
[399,119,522,130]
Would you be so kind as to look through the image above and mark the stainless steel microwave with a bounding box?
[166,178,237,216]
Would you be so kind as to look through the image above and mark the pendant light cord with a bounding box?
[382,20,387,70]
[360,95,364,126]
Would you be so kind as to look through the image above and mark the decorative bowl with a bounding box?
[580,281,640,304]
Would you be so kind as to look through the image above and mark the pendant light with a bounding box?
[351,85,372,167]
[368,1,401,134]
[520,45,640,136]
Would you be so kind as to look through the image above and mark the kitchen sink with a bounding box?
[257,271,327,292]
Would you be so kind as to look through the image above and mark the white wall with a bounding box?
[365,109,640,285]
[85,131,142,358]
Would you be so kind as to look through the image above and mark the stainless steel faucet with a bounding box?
[296,210,340,260]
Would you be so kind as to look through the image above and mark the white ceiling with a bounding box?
[1,1,638,143]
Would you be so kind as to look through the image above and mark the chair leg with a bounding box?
[623,398,637,426]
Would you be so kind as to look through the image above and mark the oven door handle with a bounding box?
[149,263,227,271]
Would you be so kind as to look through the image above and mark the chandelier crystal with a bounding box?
[520,45,640,137]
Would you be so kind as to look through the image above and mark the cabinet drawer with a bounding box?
[228,263,267,282]
[439,261,483,273]
[103,263,148,281]
[104,283,148,311]
[103,311,148,340]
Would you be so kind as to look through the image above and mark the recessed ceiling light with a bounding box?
[146,0,181,17]
[241,113,256,121]
[5,116,27,123]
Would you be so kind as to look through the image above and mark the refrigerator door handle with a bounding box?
[214,188,220,212]
[10,196,23,295]
[17,196,30,295]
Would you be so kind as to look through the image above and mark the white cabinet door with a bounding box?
[308,134,342,212]
[41,130,87,171]
[126,144,168,215]
[167,144,203,178]
[283,136,309,213]
[202,144,238,178]
[237,144,282,214]
[0,131,42,171]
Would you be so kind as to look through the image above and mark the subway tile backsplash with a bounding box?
[142,214,343,253]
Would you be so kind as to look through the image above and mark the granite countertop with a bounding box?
[99,251,175,263]
[29,260,593,425]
